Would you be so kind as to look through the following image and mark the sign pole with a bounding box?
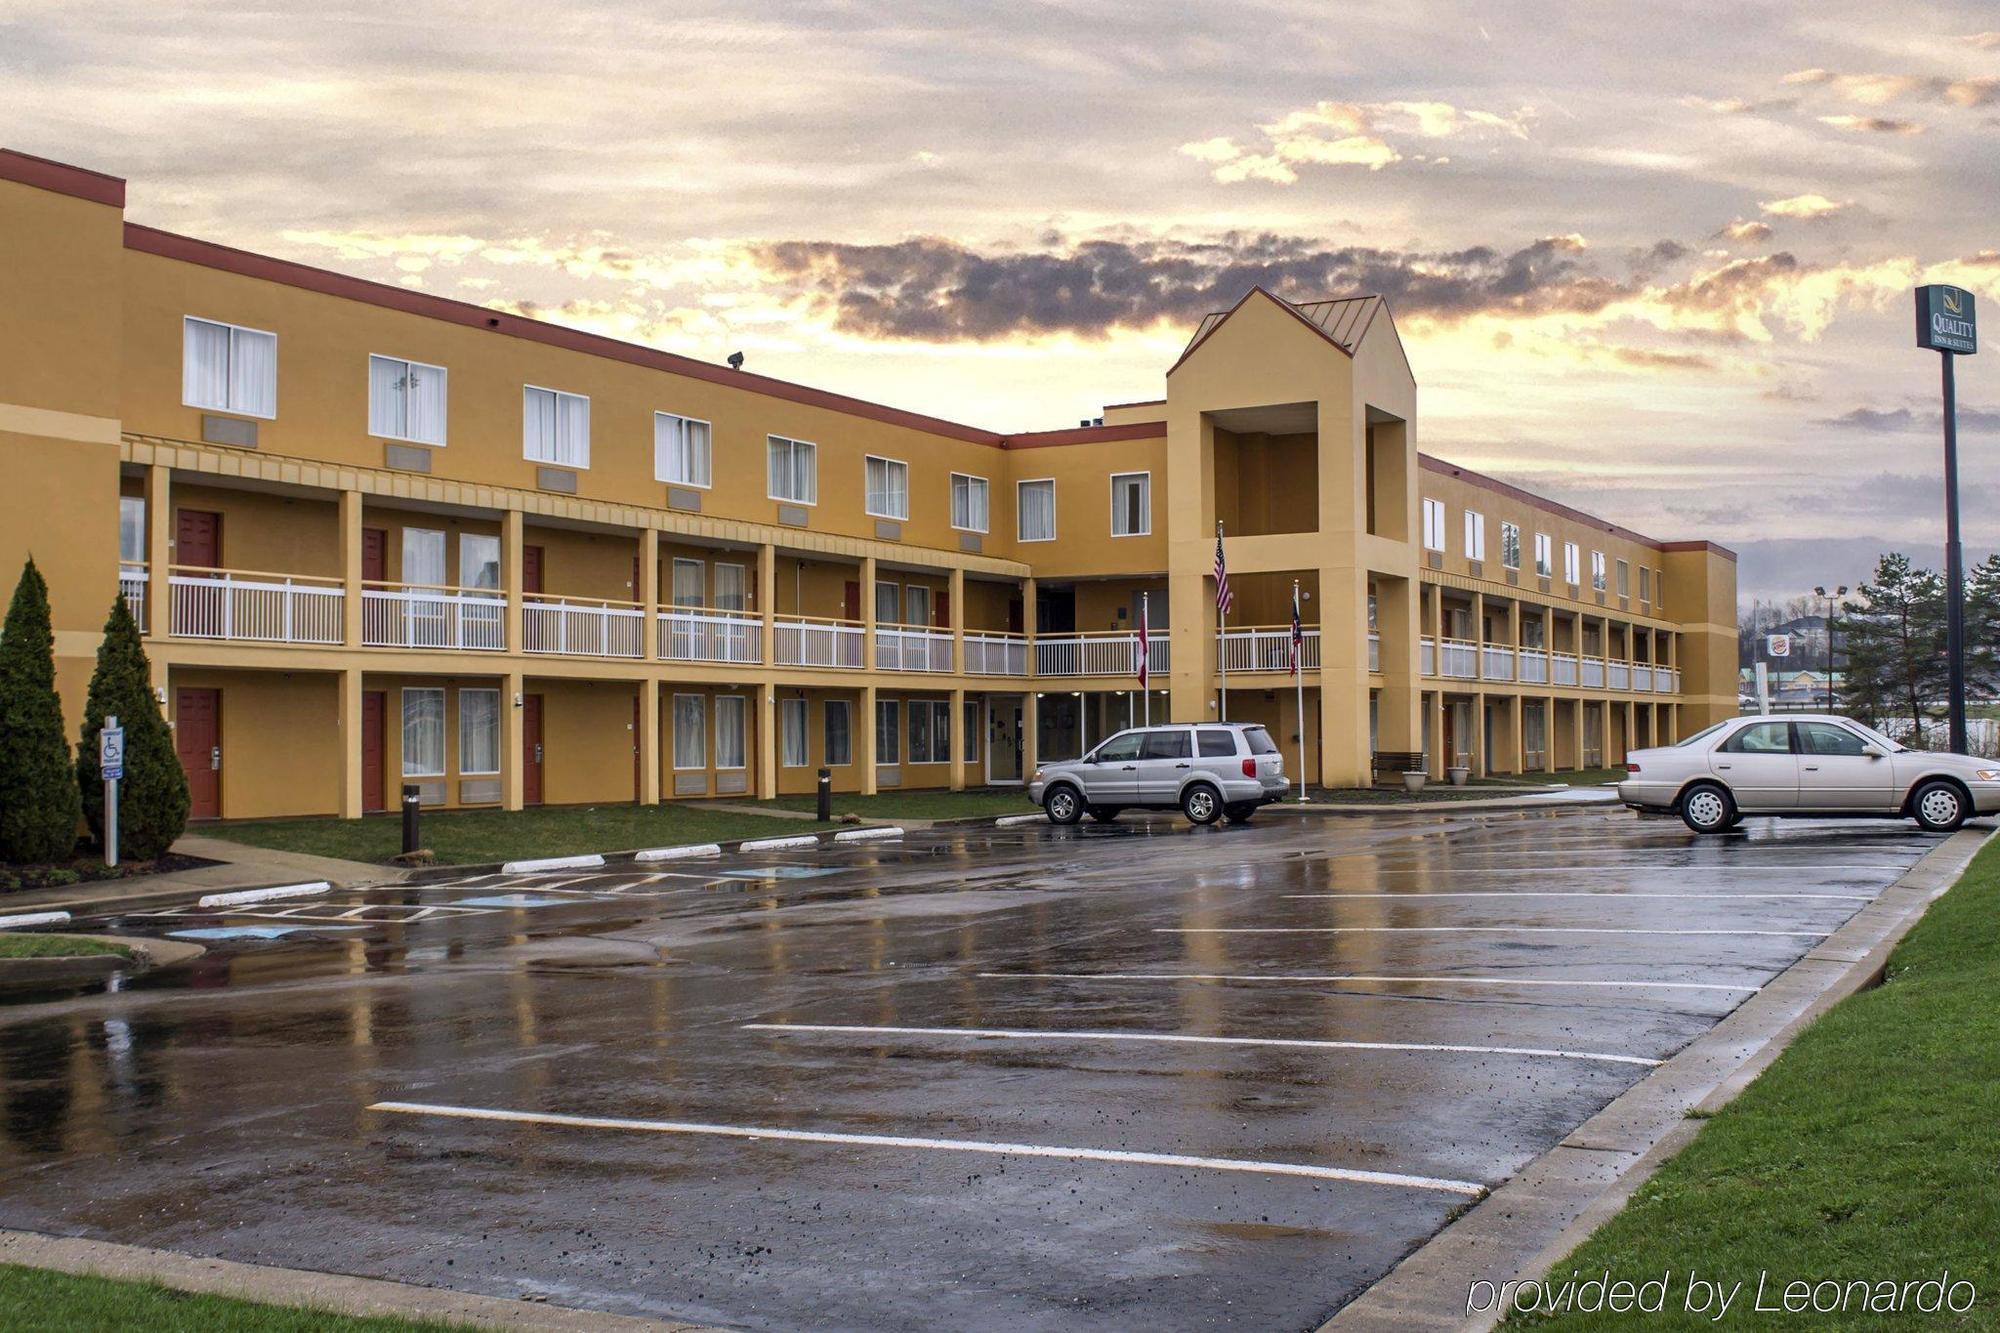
[1916,283,1977,753]
[100,714,122,869]
[1293,578,1306,803]
[1942,349,1968,753]
[1141,592,1151,727]
[1216,521,1228,723]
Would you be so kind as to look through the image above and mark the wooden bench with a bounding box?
[1370,750,1427,785]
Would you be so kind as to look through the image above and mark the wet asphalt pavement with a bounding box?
[0,807,1945,1331]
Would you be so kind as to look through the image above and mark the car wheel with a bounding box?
[1223,803,1256,824]
[1911,779,1968,833]
[1679,782,1734,834]
[1044,785,1084,825]
[1087,806,1122,823]
[1181,783,1222,826]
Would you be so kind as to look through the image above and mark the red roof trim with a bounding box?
[1003,421,1168,449]
[123,223,1008,447]
[0,148,126,208]
[1419,453,1670,551]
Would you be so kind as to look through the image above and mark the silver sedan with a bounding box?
[1619,713,2000,834]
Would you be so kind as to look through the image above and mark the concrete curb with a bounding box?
[0,910,72,929]
[1318,826,1992,1333]
[196,881,331,909]
[0,1227,717,1331]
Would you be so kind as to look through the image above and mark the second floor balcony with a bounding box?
[1421,636,1680,696]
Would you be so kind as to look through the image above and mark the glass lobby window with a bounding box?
[458,688,500,775]
[781,698,809,766]
[962,700,980,763]
[876,699,900,762]
[715,696,746,770]
[952,473,989,532]
[369,354,447,445]
[865,456,909,520]
[183,316,277,418]
[825,700,853,765]
[1017,479,1055,541]
[672,695,706,769]
[1111,472,1151,536]
[401,688,445,776]
[523,385,590,467]
[654,412,712,487]
[767,436,817,504]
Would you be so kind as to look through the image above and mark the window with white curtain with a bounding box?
[904,585,932,627]
[865,456,909,520]
[714,563,746,612]
[460,534,500,591]
[951,473,989,532]
[401,688,445,776]
[876,699,900,763]
[523,385,590,468]
[715,696,746,770]
[1111,473,1150,537]
[672,695,706,769]
[781,697,809,766]
[183,317,278,418]
[1017,479,1055,542]
[368,354,447,445]
[119,496,145,563]
[1464,510,1486,561]
[654,412,712,487]
[403,529,446,586]
[767,436,817,504]
[1563,542,1581,585]
[1421,498,1446,551]
[875,580,900,625]
[909,700,949,763]
[825,700,852,765]
[1591,551,1607,591]
[672,558,705,608]
[458,688,500,775]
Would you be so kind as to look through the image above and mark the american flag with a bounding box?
[1288,584,1303,677]
[1214,531,1233,615]
[1137,595,1150,690]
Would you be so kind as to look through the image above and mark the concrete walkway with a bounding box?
[0,835,395,917]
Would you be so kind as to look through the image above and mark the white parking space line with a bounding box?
[1161,926,1829,937]
[368,1100,1485,1196]
[1280,891,1873,901]
[1350,865,1912,874]
[976,971,1762,994]
[742,1022,1662,1068]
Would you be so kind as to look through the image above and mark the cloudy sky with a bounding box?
[6,0,1997,601]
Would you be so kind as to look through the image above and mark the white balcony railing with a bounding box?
[119,565,148,631]
[1217,626,1319,674]
[964,632,1028,676]
[1480,643,1515,681]
[1609,661,1630,691]
[1659,668,1680,694]
[1581,657,1606,688]
[876,625,953,672]
[1438,637,1479,679]
[1036,631,1169,679]
[362,583,505,651]
[524,595,644,658]
[775,615,863,668]
[1633,664,1655,692]
[1553,651,1579,686]
[169,567,343,645]
[1518,649,1549,684]
[659,608,762,664]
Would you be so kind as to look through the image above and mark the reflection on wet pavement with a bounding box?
[0,808,1943,1330]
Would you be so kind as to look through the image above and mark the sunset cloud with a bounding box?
[1759,193,1848,220]
[1183,96,1532,184]
[1817,114,1923,134]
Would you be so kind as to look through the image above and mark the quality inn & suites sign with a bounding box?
[1916,285,1977,355]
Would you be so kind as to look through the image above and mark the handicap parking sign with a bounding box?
[99,724,125,780]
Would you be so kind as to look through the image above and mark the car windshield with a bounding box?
[1243,726,1280,755]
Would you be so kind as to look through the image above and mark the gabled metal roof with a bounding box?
[1174,290,1385,370]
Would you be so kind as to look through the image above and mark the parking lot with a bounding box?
[0,807,1945,1330]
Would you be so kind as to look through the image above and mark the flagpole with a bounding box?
[1294,578,1306,803]
[1217,521,1228,723]
[1141,592,1152,726]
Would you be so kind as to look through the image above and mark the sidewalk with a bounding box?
[0,835,396,917]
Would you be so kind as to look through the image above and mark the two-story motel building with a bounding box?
[0,149,1737,821]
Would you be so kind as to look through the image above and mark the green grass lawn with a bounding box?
[752,788,1038,820]
[1511,838,2000,1328]
[0,1263,456,1331]
[0,934,134,960]
[201,803,804,867]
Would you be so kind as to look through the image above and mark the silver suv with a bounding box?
[1029,722,1289,826]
